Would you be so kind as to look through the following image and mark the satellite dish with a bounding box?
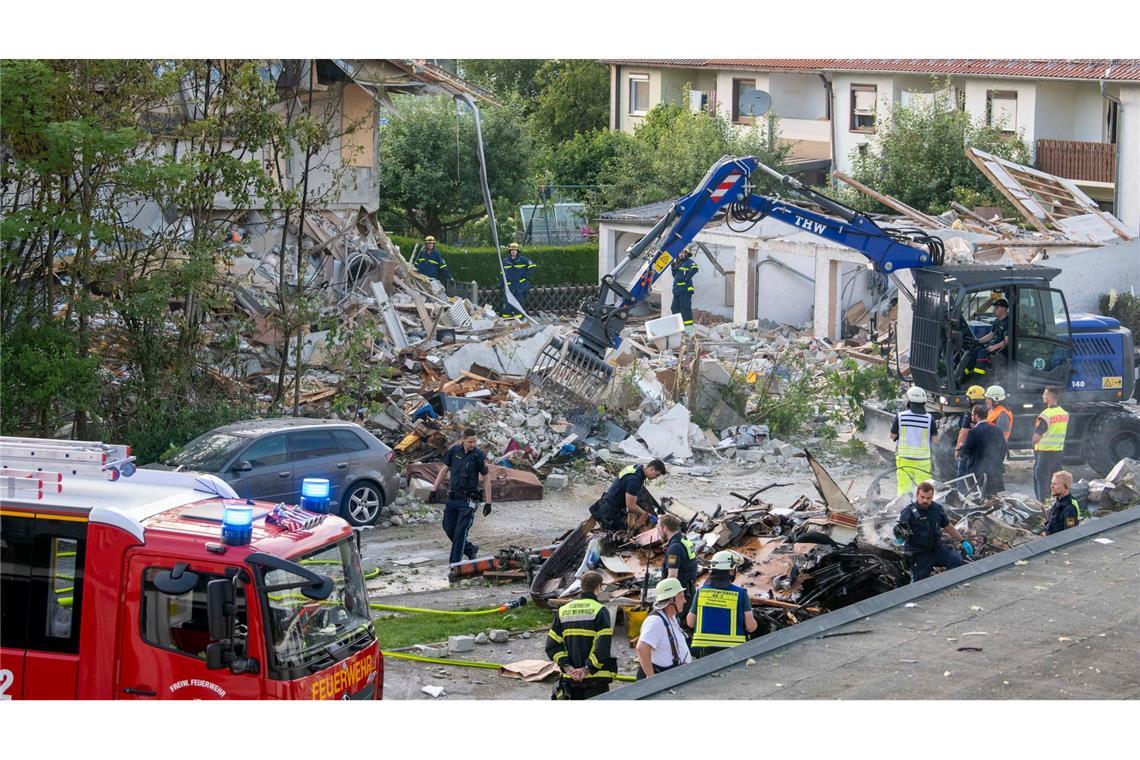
[739,89,772,117]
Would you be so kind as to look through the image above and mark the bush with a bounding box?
[1099,290,1140,339]
[389,235,598,289]
[0,321,100,437]
[116,396,254,465]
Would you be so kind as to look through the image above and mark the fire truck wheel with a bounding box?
[342,480,384,526]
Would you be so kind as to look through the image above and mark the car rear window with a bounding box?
[331,429,369,453]
[166,432,246,471]
[289,430,342,461]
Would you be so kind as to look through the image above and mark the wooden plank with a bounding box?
[966,149,1051,233]
[832,170,946,229]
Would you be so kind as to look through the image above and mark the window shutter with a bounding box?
[853,88,876,115]
[991,95,1017,130]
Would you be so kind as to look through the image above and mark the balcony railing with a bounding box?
[1035,139,1116,183]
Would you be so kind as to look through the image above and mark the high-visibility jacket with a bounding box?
[690,582,749,649]
[987,404,1013,442]
[1035,405,1069,452]
[896,411,934,460]
[544,594,615,682]
[671,259,699,295]
[503,254,536,293]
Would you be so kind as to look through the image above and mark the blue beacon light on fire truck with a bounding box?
[221,502,254,545]
[300,478,331,514]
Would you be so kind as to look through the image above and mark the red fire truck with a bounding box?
[0,436,382,699]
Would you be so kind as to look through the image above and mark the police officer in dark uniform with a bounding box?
[545,571,615,700]
[659,514,697,617]
[589,459,666,532]
[432,427,492,565]
[1043,470,1085,536]
[894,481,974,582]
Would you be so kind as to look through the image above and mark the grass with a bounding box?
[373,604,554,651]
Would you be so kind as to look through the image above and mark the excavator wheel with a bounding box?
[1084,410,1140,476]
[932,416,961,481]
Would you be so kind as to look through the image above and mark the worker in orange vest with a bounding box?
[984,385,1013,442]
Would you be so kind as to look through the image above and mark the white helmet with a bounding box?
[710,550,740,571]
[906,386,927,403]
[984,385,1006,402]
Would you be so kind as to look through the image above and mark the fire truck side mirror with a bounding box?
[207,578,235,641]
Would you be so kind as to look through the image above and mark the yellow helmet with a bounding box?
[653,578,685,608]
[508,242,519,250]
[966,385,985,401]
[424,235,436,243]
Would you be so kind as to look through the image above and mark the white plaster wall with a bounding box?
[1034,81,1078,141]
[832,74,896,174]
[1073,85,1108,142]
[1049,239,1140,314]
[1117,85,1140,230]
[963,79,1037,155]
[768,73,828,120]
[754,249,816,325]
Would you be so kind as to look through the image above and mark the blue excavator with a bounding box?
[528,155,1139,476]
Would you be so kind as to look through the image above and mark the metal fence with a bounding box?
[446,281,595,316]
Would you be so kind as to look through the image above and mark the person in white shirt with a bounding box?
[635,577,692,679]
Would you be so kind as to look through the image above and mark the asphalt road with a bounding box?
[644,517,1140,699]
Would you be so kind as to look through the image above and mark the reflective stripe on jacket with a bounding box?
[897,411,933,460]
[1035,406,1069,451]
[504,254,535,290]
[671,259,698,294]
[544,595,615,682]
[690,584,748,649]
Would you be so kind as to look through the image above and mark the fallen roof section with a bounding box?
[966,147,1135,241]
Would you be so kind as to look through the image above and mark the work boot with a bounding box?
[465,543,479,560]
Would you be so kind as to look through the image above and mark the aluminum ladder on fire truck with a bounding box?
[0,437,137,500]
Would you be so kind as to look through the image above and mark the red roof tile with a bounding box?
[601,59,1140,81]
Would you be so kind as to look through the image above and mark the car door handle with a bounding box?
[278,471,290,478]
[336,462,348,470]
[123,686,157,697]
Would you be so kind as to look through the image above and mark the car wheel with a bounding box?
[342,481,384,527]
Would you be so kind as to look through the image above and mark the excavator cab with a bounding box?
[910,265,1074,407]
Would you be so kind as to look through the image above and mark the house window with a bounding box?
[987,90,1018,135]
[850,85,877,132]
[689,90,710,114]
[1106,99,1119,144]
[732,78,757,124]
[629,75,649,115]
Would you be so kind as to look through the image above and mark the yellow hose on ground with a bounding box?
[382,650,636,682]
[370,603,514,616]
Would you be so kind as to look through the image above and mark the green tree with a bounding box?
[377,96,531,238]
[539,128,634,203]
[458,60,544,101]
[530,60,610,146]
[592,101,790,213]
[841,82,1031,214]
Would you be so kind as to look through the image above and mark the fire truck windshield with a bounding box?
[260,538,373,673]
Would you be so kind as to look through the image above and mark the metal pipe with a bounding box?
[757,255,815,285]
[1100,65,1123,215]
[817,73,837,188]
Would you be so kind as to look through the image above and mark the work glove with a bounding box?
[482,501,492,517]
[648,514,658,526]
[961,539,974,557]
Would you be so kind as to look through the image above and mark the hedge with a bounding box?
[389,235,599,289]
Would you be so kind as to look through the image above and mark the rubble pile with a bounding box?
[530,452,908,634]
